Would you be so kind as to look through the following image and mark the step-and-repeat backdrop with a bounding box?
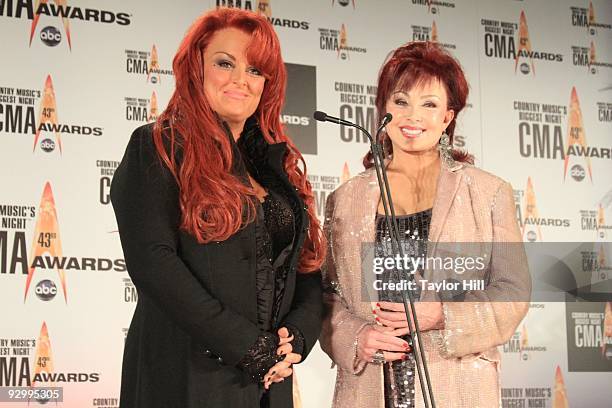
[1,0,611,407]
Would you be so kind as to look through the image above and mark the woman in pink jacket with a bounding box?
[320,42,531,408]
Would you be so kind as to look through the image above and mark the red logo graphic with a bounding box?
[341,162,351,184]
[563,87,592,182]
[24,182,67,303]
[552,366,569,408]
[33,75,62,154]
[29,0,72,50]
[147,45,161,83]
[521,177,542,242]
[515,10,535,75]
[31,322,54,388]
[148,91,159,122]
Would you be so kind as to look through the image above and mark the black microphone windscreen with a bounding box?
[383,113,393,124]
[313,111,327,122]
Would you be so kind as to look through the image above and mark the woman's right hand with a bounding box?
[356,324,411,364]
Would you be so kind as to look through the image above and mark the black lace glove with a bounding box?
[237,332,283,383]
[283,324,305,357]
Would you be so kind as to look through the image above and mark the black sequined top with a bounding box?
[375,208,432,408]
[235,144,305,389]
[254,189,295,332]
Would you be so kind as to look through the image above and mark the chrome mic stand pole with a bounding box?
[314,111,436,408]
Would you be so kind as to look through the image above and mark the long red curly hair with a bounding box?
[152,8,324,273]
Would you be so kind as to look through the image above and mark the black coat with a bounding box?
[110,122,323,408]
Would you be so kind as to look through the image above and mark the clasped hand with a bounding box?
[356,301,444,364]
[262,327,301,390]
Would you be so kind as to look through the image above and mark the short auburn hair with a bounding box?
[364,41,472,168]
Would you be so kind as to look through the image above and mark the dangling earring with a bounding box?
[438,131,455,168]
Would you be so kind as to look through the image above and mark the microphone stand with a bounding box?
[315,112,436,408]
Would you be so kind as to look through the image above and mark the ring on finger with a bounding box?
[371,350,385,364]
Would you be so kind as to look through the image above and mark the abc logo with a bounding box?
[526,230,537,242]
[35,280,57,301]
[570,164,585,181]
[40,26,61,47]
[40,138,55,153]
[520,63,530,75]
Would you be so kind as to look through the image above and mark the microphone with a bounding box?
[313,111,354,127]
[376,113,392,143]
[379,112,392,128]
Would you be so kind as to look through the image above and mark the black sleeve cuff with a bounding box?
[284,323,305,357]
[236,332,283,383]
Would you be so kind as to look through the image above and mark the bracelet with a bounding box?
[353,323,374,362]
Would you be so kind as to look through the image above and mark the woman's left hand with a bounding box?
[262,327,301,390]
[374,301,444,334]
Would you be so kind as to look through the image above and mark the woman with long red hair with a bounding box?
[320,42,530,407]
[111,8,325,408]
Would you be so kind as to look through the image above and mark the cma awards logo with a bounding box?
[571,41,611,75]
[503,324,547,360]
[571,1,612,36]
[125,91,159,122]
[582,243,611,281]
[568,302,612,369]
[411,20,457,50]
[579,205,611,240]
[516,87,608,178]
[216,0,310,30]
[0,75,103,153]
[412,21,438,42]
[0,0,132,50]
[125,45,173,83]
[587,41,610,74]
[411,0,455,14]
[33,75,103,154]
[0,182,127,303]
[0,322,100,390]
[319,23,366,60]
[482,10,563,75]
[518,177,570,242]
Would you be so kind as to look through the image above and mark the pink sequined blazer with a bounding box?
[320,162,531,408]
